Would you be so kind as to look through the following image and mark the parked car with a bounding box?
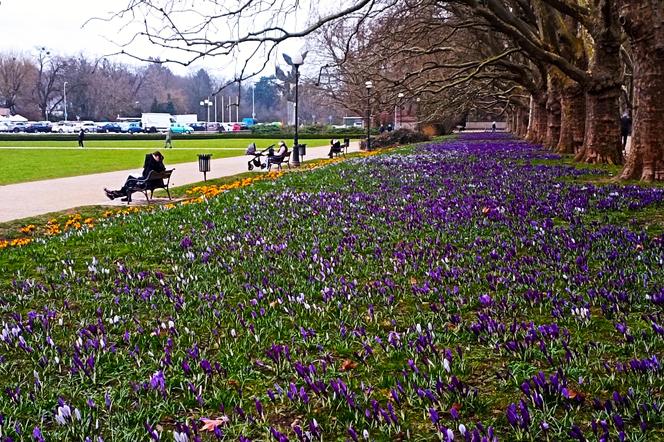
[73,121,97,133]
[97,123,122,133]
[126,122,143,134]
[10,122,29,132]
[221,122,242,132]
[169,123,193,134]
[190,122,207,131]
[52,121,77,133]
[25,121,52,133]
[206,122,223,132]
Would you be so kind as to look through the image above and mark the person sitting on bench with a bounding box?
[328,139,342,158]
[104,151,166,202]
[264,141,288,168]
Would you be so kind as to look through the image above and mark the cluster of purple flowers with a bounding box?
[0,134,661,440]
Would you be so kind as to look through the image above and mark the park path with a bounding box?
[0,142,359,223]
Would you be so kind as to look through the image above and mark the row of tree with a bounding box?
[0,50,302,123]
[308,0,662,181]
[101,0,663,180]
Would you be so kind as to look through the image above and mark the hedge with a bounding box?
[0,132,365,142]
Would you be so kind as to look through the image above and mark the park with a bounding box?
[0,1,663,441]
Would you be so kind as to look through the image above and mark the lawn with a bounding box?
[0,134,662,441]
[0,138,328,185]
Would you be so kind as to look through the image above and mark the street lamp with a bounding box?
[396,92,404,129]
[213,94,218,123]
[63,81,68,122]
[365,80,373,150]
[199,98,213,124]
[283,51,307,166]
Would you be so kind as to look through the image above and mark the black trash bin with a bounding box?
[298,143,307,157]
[198,154,212,181]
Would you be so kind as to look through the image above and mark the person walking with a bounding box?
[77,128,85,148]
[491,121,497,133]
[620,112,632,150]
[164,128,173,149]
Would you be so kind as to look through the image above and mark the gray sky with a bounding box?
[0,0,320,79]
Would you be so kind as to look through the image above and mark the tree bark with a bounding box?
[545,77,562,149]
[519,108,529,138]
[516,107,525,137]
[527,96,547,144]
[575,1,623,164]
[618,0,664,181]
[556,83,585,154]
[576,85,622,164]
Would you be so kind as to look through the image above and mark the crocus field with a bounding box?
[0,134,662,441]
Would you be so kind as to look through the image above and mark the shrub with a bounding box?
[363,128,431,149]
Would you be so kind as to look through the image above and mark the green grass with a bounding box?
[0,151,366,240]
[0,138,328,185]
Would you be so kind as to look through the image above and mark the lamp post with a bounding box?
[63,81,68,122]
[199,98,213,124]
[396,92,404,129]
[284,51,306,167]
[365,80,373,150]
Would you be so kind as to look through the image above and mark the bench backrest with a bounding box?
[144,169,174,181]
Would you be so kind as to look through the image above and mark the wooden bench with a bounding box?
[267,151,291,171]
[126,169,174,204]
[331,141,347,158]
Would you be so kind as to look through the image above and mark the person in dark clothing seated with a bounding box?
[105,151,166,202]
[328,138,342,158]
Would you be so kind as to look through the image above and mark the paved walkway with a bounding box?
[0,143,359,223]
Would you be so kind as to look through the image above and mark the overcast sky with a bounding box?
[0,0,321,80]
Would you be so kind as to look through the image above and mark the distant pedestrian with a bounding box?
[77,129,85,148]
[491,121,497,133]
[387,123,393,132]
[379,125,386,134]
[164,128,173,149]
[620,112,632,149]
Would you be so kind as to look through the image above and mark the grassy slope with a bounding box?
[0,144,661,440]
[0,138,328,185]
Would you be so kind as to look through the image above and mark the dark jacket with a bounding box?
[620,115,632,135]
[142,154,166,187]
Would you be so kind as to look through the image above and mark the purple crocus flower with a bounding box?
[429,407,440,424]
[32,427,45,442]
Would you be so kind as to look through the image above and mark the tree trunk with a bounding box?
[575,84,622,164]
[515,107,524,137]
[519,109,529,138]
[527,97,547,144]
[556,83,586,154]
[545,79,562,149]
[618,0,664,181]
[576,1,623,164]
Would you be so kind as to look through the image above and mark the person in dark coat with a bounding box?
[328,138,342,158]
[104,151,166,202]
[620,112,632,149]
[77,129,85,148]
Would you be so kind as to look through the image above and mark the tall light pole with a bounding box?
[365,80,373,150]
[63,81,68,122]
[213,94,218,123]
[252,86,256,120]
[397,92,404,129]
[284,51,306,167]
[200,98,213,125]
